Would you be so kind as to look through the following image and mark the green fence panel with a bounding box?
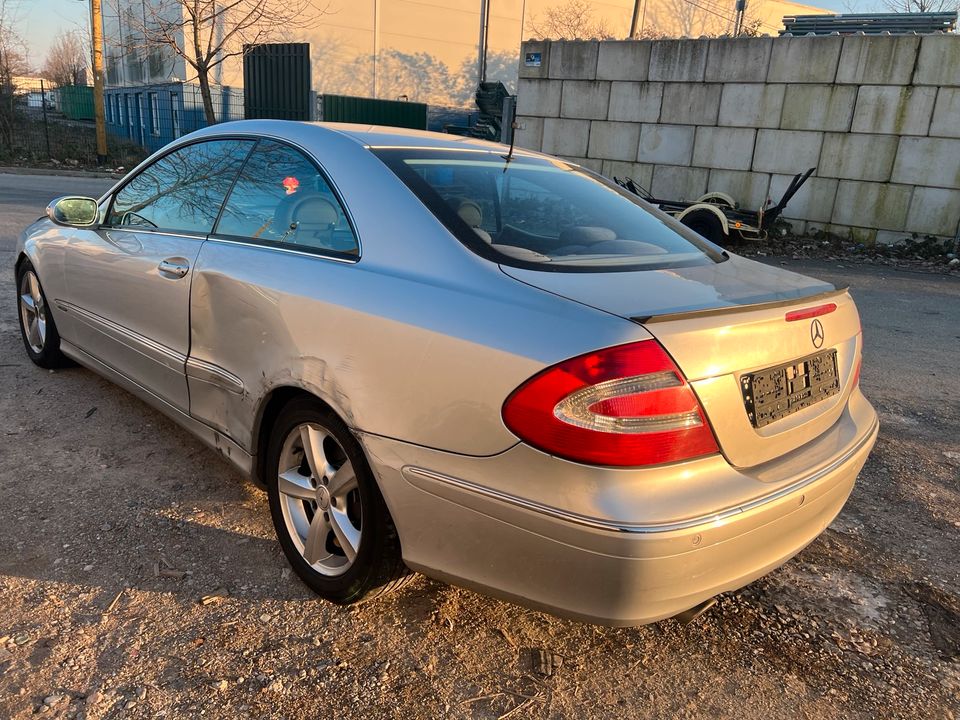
[243,43,311,120]
[320,94,427,130]
[58,85,95,121]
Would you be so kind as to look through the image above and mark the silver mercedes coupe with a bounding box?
[15,121,878,625]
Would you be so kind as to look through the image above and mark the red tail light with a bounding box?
[502,340,719,467]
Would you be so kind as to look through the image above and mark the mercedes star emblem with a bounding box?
[811,318,825,348]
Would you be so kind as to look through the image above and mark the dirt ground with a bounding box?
[1,173,958,719]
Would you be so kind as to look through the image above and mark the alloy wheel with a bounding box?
[19,270,47,354]
[277,422,362,576]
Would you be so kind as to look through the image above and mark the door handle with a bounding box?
[158,258,189,279]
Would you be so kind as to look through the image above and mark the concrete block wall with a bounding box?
[515,36,960,244]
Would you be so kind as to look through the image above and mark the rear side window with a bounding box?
[374,149,724,272]
[215,140,359,257]
[107,138,253,234]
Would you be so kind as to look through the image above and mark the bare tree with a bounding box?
[0,0,26,82]
[330,50,456,105]
[632,26,670,39]
[309,32,346,96]
[0,0,28,149]
[737,0,778,37]
[111,0,328,125]
[43,31,87,86]
[642,0,775,38]
[451,50,518,106]
[648,0,705,37]
[883,0,958,12]
[528,0,618,40]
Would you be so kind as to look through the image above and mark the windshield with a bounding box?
[373,148,725,272]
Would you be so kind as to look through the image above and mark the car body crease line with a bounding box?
[404,416,878,535]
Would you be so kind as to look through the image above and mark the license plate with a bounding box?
[740,350,840,429]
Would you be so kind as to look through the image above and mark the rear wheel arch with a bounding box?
[252,386,355,487]
[264,394,413,603]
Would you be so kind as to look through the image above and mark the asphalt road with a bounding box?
[0,173,115,232]
[1,173,958,719]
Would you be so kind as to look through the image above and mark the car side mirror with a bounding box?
[46,196,100,228]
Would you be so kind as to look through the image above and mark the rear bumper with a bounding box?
[361,391,878,626]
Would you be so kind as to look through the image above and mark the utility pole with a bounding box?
[477,0,490,85]
[629,0,649,38]
[629,0,641,37]
[373,0,380,98]
[90,0,108,164]
[733,0,747,35]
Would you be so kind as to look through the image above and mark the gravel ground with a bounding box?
[739,227,960,276]
[1,174,958,719]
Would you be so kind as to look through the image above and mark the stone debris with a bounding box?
[532,648,564,676]
[741,228,959,275]
[200,588,229,605]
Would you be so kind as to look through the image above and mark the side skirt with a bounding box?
[60,339,254,480]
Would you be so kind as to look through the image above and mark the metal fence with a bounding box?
[103,82,245,157]
[0,80,147,169]
[0,79,479,170]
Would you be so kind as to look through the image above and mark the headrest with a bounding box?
[457,200,483,228]
[289,195,338,227]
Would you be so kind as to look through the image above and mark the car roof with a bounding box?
[192,119,544,158]
[319,122,519,151]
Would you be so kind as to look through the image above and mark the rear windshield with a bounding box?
[373,148,725,272]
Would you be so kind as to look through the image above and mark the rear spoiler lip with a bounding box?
[632,285,849,325]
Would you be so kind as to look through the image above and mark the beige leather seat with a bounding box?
[455,199,551,261]
[456,200,492,243]
[274,192,338,248]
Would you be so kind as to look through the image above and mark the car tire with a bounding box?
[16,260,69,369]
[681,210,727,247]
[266,397,412,604]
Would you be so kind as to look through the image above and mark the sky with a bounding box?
[14,0,891,71]
[13,0,90,69]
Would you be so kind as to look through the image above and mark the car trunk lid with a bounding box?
[501,255,863,467]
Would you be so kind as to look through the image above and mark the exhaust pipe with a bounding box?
[672,597,717,626]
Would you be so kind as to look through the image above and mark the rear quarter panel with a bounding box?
[188,241,648,455]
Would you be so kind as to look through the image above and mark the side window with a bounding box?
[148,92,160,136]
[170,93,181,138]
[215,140,359,256]
[107,139,253,234]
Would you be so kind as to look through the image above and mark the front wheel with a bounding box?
[266,397,412,604]
[16,260,68,369]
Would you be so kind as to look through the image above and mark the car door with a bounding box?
[186,138,361,446]
[62,138,254,412]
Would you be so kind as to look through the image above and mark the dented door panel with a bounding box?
[186,240,648,456]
